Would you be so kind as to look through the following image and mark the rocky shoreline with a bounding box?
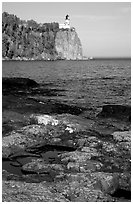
[2,77,131,202]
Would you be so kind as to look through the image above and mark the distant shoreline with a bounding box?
[2,57,131,61]
[93,57,131,60]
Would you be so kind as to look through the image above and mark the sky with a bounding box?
[2,2,131,58]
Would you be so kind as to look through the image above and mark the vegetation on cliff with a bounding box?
[2,12,59,60]
[2,12,83,60]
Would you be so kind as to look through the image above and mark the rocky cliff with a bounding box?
[55,30,83,60]
[2,12,83,60]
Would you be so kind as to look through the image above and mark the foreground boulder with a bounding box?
[97,105,131,121]
[2,77,39,90]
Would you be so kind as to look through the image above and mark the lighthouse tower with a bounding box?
[64,15,70,28]
[59,14,70,29]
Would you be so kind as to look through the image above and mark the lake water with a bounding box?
[2,59,131,110]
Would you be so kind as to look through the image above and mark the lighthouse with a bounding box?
[64,14,70,28]
[59,14,70,29]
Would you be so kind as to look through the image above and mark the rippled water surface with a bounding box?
[2,59,131,109]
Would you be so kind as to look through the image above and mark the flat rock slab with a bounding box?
[2,180,69,202]
[97,105,131,122]
[2,77,39,89]
[22,159,64,174]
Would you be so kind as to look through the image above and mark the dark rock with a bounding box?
[3,92,86,115]
[2,77,39,90]
[97,105,131,121]
[10,161,22,167]
[9,152,40,160]
[2,169,22,181]
[26,144,76,155]
[111,188,131,200]
[47,102,86,115]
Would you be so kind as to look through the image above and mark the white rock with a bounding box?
[65,126,74,133]
[31,115,59,126]
[112,131,131,142]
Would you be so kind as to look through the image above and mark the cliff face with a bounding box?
[55,30,83,60]
[2,12,83,60]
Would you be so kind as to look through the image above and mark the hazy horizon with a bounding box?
[2,2,131,58]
